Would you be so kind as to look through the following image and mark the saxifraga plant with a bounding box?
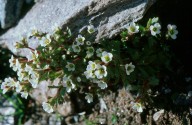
[0,17,178,113]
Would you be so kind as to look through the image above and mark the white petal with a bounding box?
[171,35,177,39]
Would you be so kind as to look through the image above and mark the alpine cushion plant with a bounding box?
[0,17,178,114]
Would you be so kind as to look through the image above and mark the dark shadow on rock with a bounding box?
[141,0,192,75]
[139,0,192,123]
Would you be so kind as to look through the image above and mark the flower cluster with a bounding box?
[0,17,178,114]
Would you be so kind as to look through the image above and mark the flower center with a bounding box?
[130,26,136,32]
[104,56,110,62]
[89,28,94,33]
[127,66,132,71]
[45,39,50,45]
[91,64,96,69]
[153,27,157,32]
[89,48,94,53]
[99,69,105,75]
[170,30,174,35]
[69,64,74,68]
[78,38,83,42]
[67,80,72,87]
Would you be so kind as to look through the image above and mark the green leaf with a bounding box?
[60,88,66,96]
[67,27,72,37]
[146,18,152,29]
[120,31,128,38]
[148,37,157,47]
[149,77,159,86]
[139,25,146,36]
[85,119,95,125]
[111,114,118,124]
[138,67,149,79]
[132,37,140,47]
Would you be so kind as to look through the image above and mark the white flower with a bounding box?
[66,62,75,71]
[96,48,103,57]
[84,70,95,79]
[1,77,20,94]
[97,81,108,89]
[72,44,81,53]
[76,35,85,45]
[29,78,38,88]
[62,54,66,60]
[17,69,25,81]
[40,34,51,47]
[2,87,8,94]
[27,50,39,61]
[63,76,75,93]
[20,91,28,99]
[24,64,33,75]
[29,71,39,88]
[132,102,143,113]
[128,22,139,34]
[30,27,38,36]
[9,55,15,68]
[125,62,135,75]
[15,82,22,93]
[1,82,9,94]
[95,64,107,79]
[33,50,39,60]
[31,71,39,80]
[167,24,178,39]
[87,25,96,34]
[101,51,113,64]
[151,17,159,24]
[85,93,93,103]
[150,23,161,36]
[86,61,97,71]
[42,102,54,113]
[86,47,95,58]
[16,59,21,69]
[86,41,91,46]
[12,59,21,71]
[77,77,81,82]
[7,77,18,87]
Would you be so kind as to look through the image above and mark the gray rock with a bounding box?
[0,0,24,29]
[153,109,164,121]
[0,100,15,125]
[0,0,156,54]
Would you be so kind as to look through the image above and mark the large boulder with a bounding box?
[0,0,24,29]
[0,0,155,53]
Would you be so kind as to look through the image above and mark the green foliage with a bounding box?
[0,17,178,113]
[0,90,24,125]
[111,114,118,124]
